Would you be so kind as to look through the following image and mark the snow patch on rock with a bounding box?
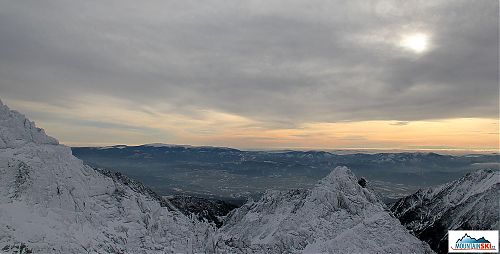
[391,169,499,253]
[217,166,434,253]
[0,102,213,253]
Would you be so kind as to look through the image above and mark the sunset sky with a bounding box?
[0,0,498,151]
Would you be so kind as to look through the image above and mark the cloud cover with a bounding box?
[0,0,498,147]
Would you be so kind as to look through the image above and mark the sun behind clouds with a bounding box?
[399,33,430,53]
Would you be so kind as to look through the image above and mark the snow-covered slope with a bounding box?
[391,169,499,254]
[0,99,436,253]
[0,100,213,253]
[216,166,433,253]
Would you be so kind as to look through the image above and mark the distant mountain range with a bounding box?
[1,99,497,253]
[72,144,499,202]
[0,100,435,253]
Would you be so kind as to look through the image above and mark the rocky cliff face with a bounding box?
[391,169,499,254]
[0,100,213,253]
[217,166,434,253]
[167,195,238,228]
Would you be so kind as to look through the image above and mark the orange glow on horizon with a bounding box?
[5,97,499,152]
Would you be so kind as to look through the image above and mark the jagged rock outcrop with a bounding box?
[0,100,214,253]
[216,166,434,253]
[391,169,499,254]
[167,195,239,228]
[0,100,58,149]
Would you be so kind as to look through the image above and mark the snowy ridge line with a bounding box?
[216,166,434,253]
[95,168,180,212]
[391,168,499,254]
[0,99,434,253]
[0,100,214,253]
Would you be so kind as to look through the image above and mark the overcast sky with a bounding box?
[0,0,498,150]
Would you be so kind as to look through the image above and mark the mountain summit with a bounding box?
[217,166,433,253]
[0,100,433,253]
[0,101,212,253]
[0,100,58,148]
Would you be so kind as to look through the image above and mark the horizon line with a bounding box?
[67,142,500,154]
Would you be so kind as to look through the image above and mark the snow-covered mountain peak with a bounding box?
[218,166,433,253]
[0,102,58,149]
[391,168,499,253]
[318,165,353,184]
[316,166,378,203]
[0,101,212,253]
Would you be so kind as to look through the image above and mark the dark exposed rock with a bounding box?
[357,177,367,188]
[391,169,499,254]
[167,195,239,227]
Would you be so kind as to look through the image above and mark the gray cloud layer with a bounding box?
[0,0,498,126]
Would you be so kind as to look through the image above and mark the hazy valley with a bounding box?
[72,145,499,205]
[2,100,498,253]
